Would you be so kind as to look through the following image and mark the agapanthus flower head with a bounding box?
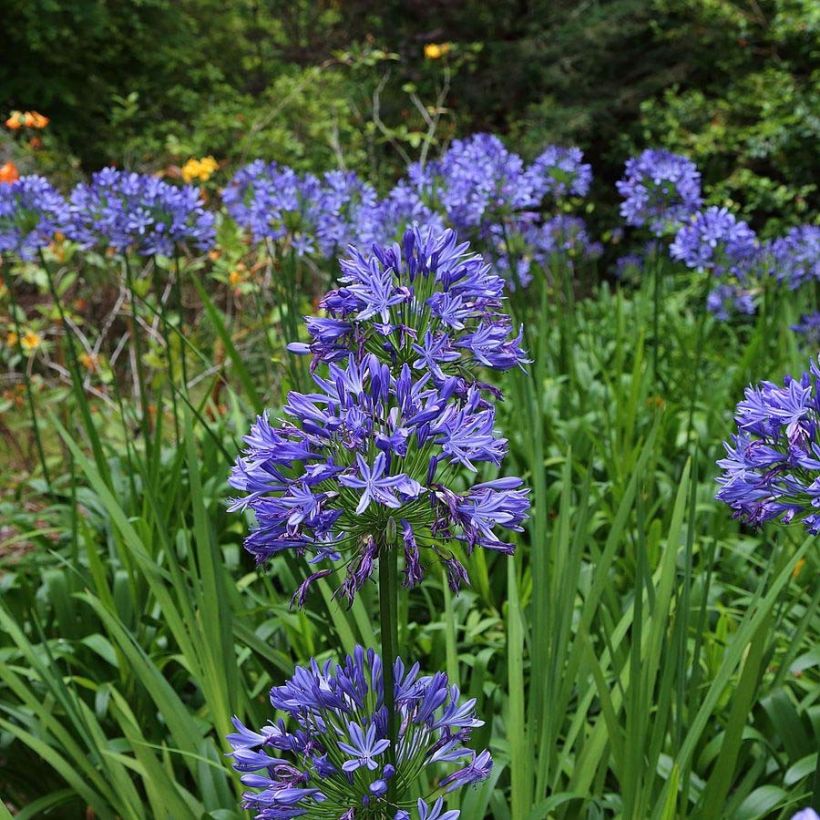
[227,646,491,819]
[791,312,820,346]
[670,206,757,278]
[524,214,603,267]
[67,167,215,256]
[299,226,528,382]
[433,134,534,231]
[0,175,69,259]
[526,145,592,200]
[374,173,445,245]
[616,149,702,236]
[791,810,820,820]
[716,355,820,534]
[315,170,381,258]
[223,160,321,252]
[614,253,643,281]
[229,352,528,601]
[706,282,756,321]
[765,225,820,290]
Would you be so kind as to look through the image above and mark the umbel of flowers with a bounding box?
[0,175,69,259]
[227,647,491,818]
[67,167,215,256]
[716,354,820,534]
[229,227,529,602]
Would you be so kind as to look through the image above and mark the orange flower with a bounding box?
[23,111,49,129]
[0,162,19,184]
[80,352,99,372]
[5,111,23,130]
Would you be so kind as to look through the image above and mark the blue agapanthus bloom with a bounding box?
[294,227,527,382]
[315,171,383,259]
[524,214,603,267]
[229,352,528,601]
[706,283,756,321]
[766,225,820,290]
[716,355,820,534]
[616,149,702,236]
[67,168,215,256]
[670,206,757,278]
[374,174,445,245]
[432,134,534,232]
[222,160,321,252]
[792,312,820,346]
[0,175,69,259]
[526,145,593,200]
[226,647,491,819]
[791,810,820,820]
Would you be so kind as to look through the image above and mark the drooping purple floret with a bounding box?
[0,175,70,259]
[526,145,593,200]
[302,225,528,380]
[67,167,215,256]
[229,353,528,601]
[226,646,490,819]
[716,355,820,535]
[670,206,757,278]
[617,149,702,236]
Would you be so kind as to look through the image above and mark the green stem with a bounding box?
[684,273,713,453]
[122,254,152,447]
[4,258,52,490]
[378,537,399,802]
[173,253,189,392]
[651,245,662,385]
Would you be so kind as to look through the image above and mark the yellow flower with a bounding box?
[20,330,42,354]
[792,558,806,579]
[181,155,218,183]
[229,267,247,287]
[6,330,18,347]
[424,42,451,60]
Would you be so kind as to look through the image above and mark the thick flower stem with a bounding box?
[378,539,399,801]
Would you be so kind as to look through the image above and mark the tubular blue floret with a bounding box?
[226,647,490,819]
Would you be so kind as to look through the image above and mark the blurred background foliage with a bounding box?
[2,0,817,233]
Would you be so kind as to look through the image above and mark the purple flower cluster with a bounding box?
[792,313,820,346]
[222,160,321,252]
[716,355,820,534]
[229,351,528,601]
[227,646,491,819]
[427,134,533,232]
[0,175,69,259]
[617,149,702,236]
[706,283,756,321]
[526,145,592,200]
[766,225,820,289]
[670,206,757,278]
[298,227,528,379]
[67,167,215,256]
[524,215,603,267]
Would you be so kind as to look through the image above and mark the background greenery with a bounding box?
[0,1,818,818]
[2,0,818,231]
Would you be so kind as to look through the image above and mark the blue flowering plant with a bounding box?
[716,355,820,535]
[617,149,702,237]
[227,647,491,819]
[228,349,529,602]
[0,175,69,260]
[293,227,528,383]
[67,167,215,257]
